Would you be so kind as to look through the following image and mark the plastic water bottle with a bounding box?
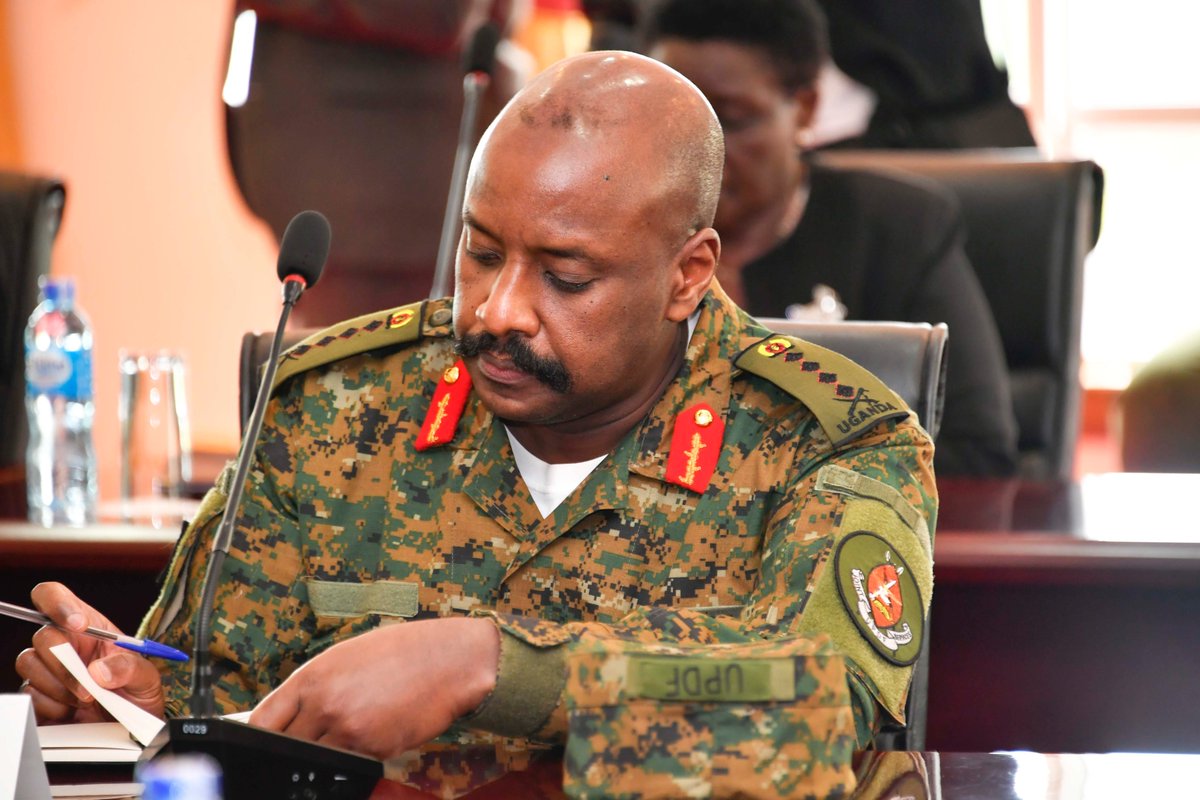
[25,277,98,526]
[137,754,223,799]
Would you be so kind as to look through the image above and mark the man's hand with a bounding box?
[250,617,500,760]
[15,582,166,724]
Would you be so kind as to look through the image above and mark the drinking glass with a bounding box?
[118,350,192,526]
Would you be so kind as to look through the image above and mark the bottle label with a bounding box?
[27,347,92,401]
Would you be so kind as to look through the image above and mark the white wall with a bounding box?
[5,2,280,499]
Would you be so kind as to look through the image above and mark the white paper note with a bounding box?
[49,644,165,747]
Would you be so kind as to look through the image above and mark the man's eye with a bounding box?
[466,249,501,266]
[546,272,593,293]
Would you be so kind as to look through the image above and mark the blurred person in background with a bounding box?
[644,0,1019,476]
[225,0,533,327]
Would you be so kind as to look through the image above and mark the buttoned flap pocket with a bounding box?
[562,635,857,800]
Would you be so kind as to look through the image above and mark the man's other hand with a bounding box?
[250,617,500,760]
[15,581,166,724]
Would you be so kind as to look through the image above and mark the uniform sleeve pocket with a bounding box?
[562,635,857,799]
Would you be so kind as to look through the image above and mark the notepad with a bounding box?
[37,723,143,764]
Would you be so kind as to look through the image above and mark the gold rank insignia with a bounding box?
[388,308,416,329]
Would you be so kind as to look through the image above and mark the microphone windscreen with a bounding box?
[276,210,331,287]
[462,22,501,77]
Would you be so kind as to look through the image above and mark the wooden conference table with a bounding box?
[6,473,1200,755]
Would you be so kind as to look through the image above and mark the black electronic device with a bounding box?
[139,210,383,799]
[141,718,380,800]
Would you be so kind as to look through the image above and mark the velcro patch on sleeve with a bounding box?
[794,470,933,721]
[735,335,909,446]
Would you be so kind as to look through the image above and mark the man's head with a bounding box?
[453,51,724,448]
[643,0,829,235]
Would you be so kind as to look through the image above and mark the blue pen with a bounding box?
[0,599,189,662]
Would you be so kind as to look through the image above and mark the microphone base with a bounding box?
[140,717,382,800]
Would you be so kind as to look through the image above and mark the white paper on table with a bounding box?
[48,644,165,747]
[38,722,143,763]
[50,783,142,798]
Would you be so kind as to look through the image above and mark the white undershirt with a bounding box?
[506,311,702,518]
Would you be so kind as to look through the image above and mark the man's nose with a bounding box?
[475,262,539,340]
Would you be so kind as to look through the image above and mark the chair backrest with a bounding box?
[0,172,67,470]
[239,328,305,436]
[240,318,943,750]
[815,150,1103,479]
[759,318,948,442]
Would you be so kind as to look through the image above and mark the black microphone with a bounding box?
[277,209,330,291]
[462,21,501,78]
[429,23,501,299]
[141,211,381,799]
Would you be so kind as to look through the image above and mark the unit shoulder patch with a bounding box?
[834,531,924,666]
[735,335,909,446]
[270,299,450,396]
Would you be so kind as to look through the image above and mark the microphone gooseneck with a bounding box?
[145,214,381,798]
[429,23,501,300]
[190,210,329,717]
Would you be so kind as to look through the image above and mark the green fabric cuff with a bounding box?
[464,626,567,738]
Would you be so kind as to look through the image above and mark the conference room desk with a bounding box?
[930,474,1200,754]
[364,750,1200,798]
[6,473,1200,754]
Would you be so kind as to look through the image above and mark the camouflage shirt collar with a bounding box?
[625,283,764,488]
[452,284,764,538]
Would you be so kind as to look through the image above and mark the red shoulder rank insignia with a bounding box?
[834,531,924,666]
[665,402,725,493]
[415,360,472,451]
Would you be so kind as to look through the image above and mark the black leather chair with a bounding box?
[0,171,66,513]
[240,318,946,751]
[816,150,1104,479]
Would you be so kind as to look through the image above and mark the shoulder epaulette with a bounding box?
[735,334,910,446]
[270,298,454,396]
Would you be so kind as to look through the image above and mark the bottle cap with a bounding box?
[40,276,75,305]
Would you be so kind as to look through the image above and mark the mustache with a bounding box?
[454,332,573,394]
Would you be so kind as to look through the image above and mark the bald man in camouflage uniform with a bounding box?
[21,51,935,799]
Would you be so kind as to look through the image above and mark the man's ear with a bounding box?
[665,227,720,323]
[793,86,819,144]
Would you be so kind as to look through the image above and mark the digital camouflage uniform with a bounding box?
[139,286,936,799]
